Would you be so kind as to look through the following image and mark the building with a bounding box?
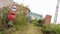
[45,15,52,25]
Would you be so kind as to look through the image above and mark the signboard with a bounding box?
[8,4,18,21]
[8,13,15,21]
[11,4,18,12]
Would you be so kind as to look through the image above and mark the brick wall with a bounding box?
[45,15,52,25]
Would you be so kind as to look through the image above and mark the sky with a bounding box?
[13,0,60,24]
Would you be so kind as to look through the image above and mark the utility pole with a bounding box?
[54,0,60,24]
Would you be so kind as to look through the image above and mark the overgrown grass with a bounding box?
[13,15,29,31]
[0,5,60,34]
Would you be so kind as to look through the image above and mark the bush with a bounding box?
[37,19,44,27]
[51,24,60,34]
[41,24,60,34]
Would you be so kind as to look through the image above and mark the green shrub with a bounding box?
[41,24,60,34]
[51,24,60,34]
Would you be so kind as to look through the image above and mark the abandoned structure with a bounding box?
[45,15,52,25]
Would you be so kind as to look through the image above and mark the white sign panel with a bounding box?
[11,6,17,11]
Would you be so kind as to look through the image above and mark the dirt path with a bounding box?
[18,23,43,34]
[27,24,43,34]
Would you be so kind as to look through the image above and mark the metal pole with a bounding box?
[54,0,60,24]
[8,20,13,28]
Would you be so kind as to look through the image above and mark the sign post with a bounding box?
[8,4,18,28]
